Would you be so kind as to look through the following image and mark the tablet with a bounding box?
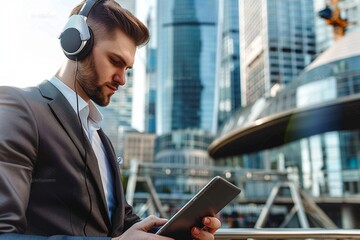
[156,176,241,240]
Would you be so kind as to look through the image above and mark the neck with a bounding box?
[56,60,90,102]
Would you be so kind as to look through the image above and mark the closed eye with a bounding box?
[109,54,133,70]
[110,58,125,67]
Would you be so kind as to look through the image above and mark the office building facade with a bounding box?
[240,0,316,106]
[124,132,156,168]
[217,0,241,128]
[144,7,157,133]
[156,0,218,135]
[155,129,214,194]
[144,48,157,133]
[155,0,218,193]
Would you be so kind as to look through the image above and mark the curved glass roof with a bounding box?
[306,30,360,71]
[210,30,360,158]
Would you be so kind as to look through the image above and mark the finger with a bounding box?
[191,227,214,240]
[136,215,168,232]
[202,217,221,234]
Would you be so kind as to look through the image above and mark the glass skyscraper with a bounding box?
[217,0,241,128]
[240,0,316,106]
[156,0,218,135]
[144,48,157,133]
[144,9,157,134]
[155,0,218,195]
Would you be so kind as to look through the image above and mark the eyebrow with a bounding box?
[111,53,133,69]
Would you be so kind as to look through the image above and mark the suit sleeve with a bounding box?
[0,233,110,240]
[123,201,141,232]
[0,87,38,233]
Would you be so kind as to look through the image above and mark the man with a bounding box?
[0,0,221,239]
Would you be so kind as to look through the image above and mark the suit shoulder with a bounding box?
[0,85,42,100]
[0,85,45,116]
[0,85,39,94]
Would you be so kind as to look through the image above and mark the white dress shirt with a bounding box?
[50,76,115,220]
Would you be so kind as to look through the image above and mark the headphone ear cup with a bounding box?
[70,27,94,61]
[60,27,83,60]
[59,15,94,60]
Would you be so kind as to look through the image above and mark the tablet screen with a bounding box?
[156,176,241,240]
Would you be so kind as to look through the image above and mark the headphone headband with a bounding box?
[59,0,102,60]
[79,0,98,17]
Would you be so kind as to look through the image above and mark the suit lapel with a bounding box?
[38,81,85,157]
[97,129,125,233]
[38,80,112,229]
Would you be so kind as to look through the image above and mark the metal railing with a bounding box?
[214,228,360,239]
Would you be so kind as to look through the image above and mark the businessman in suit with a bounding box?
[0,0,221,239]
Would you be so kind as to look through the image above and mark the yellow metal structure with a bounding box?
[319,0,348,41]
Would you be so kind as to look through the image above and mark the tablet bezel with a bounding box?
[156,176,241,239]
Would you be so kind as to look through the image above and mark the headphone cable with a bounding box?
[74,58,93,236]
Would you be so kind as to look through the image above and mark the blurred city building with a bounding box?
[101,0,360,228]
[216,0,241,128]
[144,47,157,133]
[155,129,214,194]
[209,30,360,228]
[123,132,156,168]
[155,0,219,193]
[156,0,218,135]
[342,0,360,32]
[144,5,157,135]
[240,0,316,106]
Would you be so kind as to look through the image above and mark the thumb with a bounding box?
[137,215,168,232]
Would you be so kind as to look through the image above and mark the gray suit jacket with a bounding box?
[0,81,140,239]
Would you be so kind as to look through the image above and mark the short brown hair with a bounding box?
[71,0,149,46]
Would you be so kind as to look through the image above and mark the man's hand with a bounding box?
[191,216,221,240]
[113,215,221,240]
[113,215,174,240]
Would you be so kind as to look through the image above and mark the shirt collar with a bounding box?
[49,76,103,131]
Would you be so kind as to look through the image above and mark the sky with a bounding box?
[0,0,153,131]
[0,0,72,88]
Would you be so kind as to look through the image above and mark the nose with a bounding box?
[113,71,126,86]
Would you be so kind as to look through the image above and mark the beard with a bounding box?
[76,55,111,106]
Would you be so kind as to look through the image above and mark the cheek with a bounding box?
[100,68,115,84]
[93,60,111,82]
